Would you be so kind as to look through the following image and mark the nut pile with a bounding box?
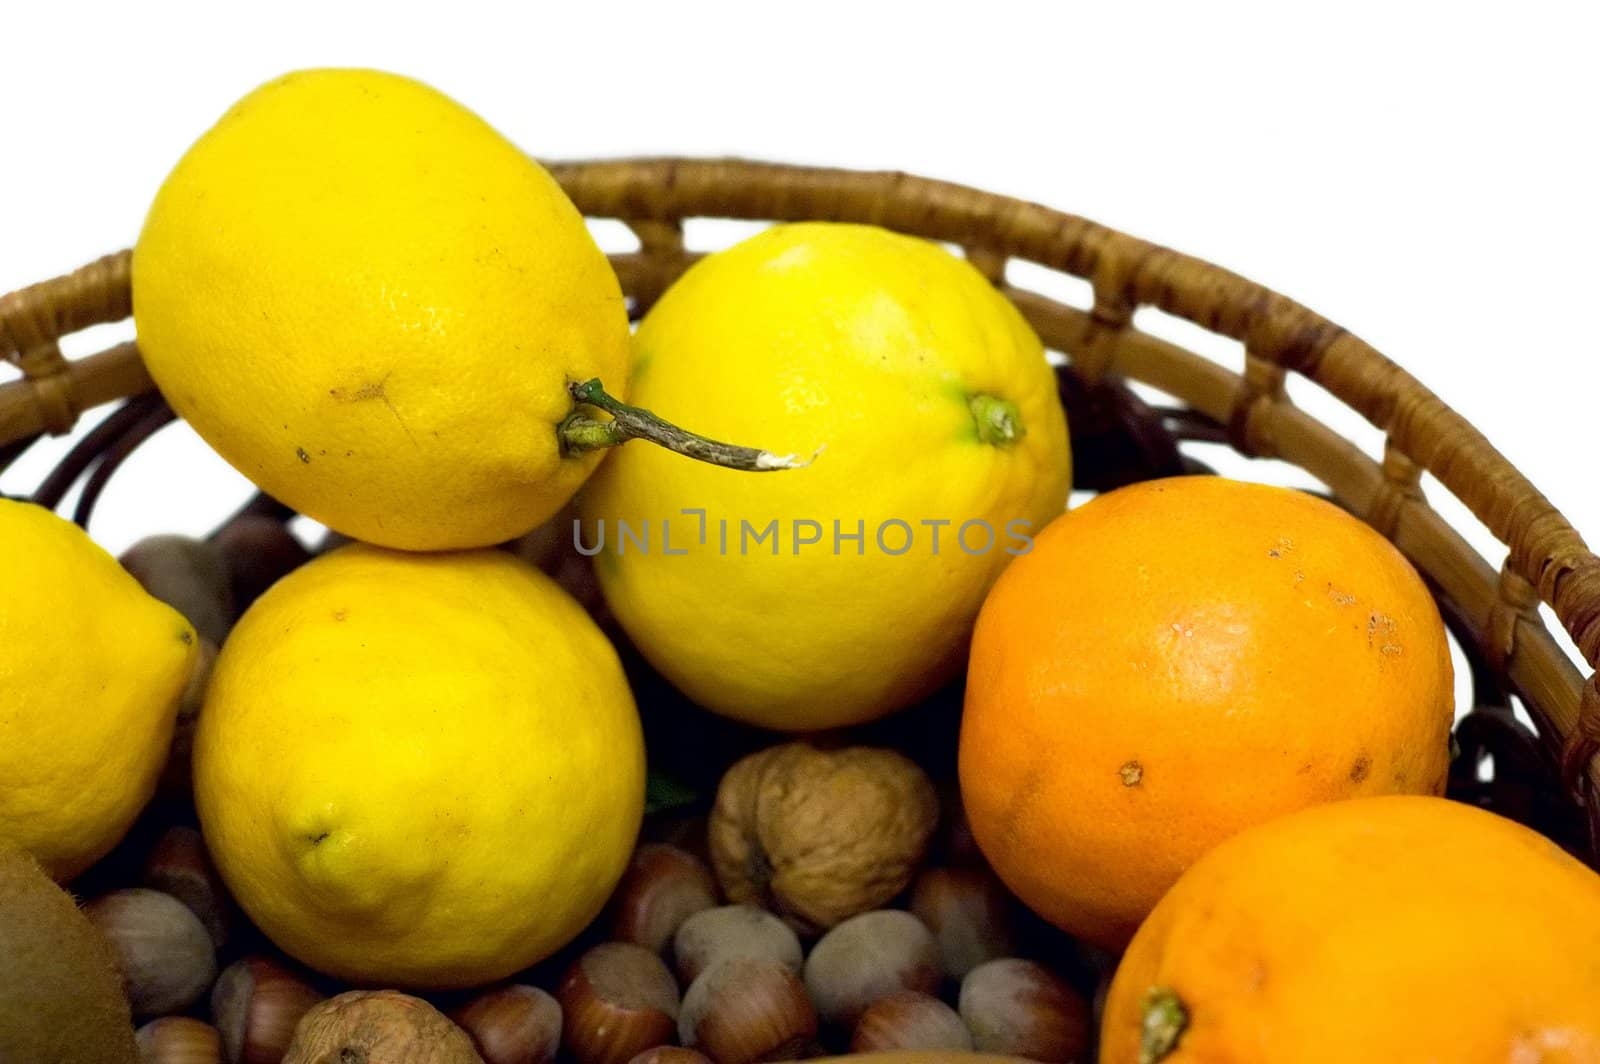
[102,754,1092,1064]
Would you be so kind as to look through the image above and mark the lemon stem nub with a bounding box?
[558,378,814,471]
[971,394,1024,446]
[1139,987,1189,1064]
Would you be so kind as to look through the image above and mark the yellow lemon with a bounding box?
[578,223,1071,730]
[133,69,630,550]
[0,500,197,881]
[192,545,644,988]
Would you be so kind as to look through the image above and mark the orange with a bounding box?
[959,476,1453,949]
[1100,795,1600,1062]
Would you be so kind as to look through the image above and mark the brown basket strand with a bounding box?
[68,398,175,528]
[30,392,165,511]
[0,431,39,476]
[1,158,1596,844]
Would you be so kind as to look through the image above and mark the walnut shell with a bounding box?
[709,743,939,934]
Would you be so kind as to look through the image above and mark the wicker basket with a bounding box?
[2,157,1597,865]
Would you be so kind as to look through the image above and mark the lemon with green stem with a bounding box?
[133,68,797,552]
[578,222,1071,730]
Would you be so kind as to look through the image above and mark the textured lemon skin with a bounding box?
[133,69,629,550]
[192,545,645,988]
[0,500,196,881]
[578,223,1071,730]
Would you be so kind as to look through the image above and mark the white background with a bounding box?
[2,2,1595,666]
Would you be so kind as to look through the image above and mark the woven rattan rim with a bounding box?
[2,157,1597,840]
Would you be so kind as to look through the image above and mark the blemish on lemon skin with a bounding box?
[296,447,311,464]
[329,376,389,404]
[1327,584,1356,607]
[331,369,417,447]
[332,609,347,622]
[1349,755,1371,783]
[1120,760,1144,787]
[1267,536,1295,559]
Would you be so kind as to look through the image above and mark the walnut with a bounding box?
[709,743,939,935]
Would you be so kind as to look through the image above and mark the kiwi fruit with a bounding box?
[0,847,138,1064]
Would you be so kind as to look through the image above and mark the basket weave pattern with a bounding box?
[3,158,1597,855]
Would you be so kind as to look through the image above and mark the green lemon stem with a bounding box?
[970,393,1025,445]
[1140,987,1189,1064]
[558,378,815,471]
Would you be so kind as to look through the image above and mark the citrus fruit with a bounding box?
[0,500,197,881]
[133,68,631,550]
[578,222,1071,730]
[1100,796,1600,1062]
[192,545,645,987]
[960,476,1454,948]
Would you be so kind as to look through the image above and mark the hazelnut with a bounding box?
[120,535,234,645]
[157,637,218,801]
[1092,973,1112,1031]
[212,514,310,611]
[450,984,562,1064]
[640,811,712,863]
[500,503,610,619]
[84,888,217,1018]
[211,955,323,1064]
[136,1016,222,1064]
[283,989,482,1063]
[958,958,1092,1062]
[611,844,718,954]
[803,910,940,1031]
[679,956,817,1064]
[709,743,938,934]
[909,866,1017,981]
[850,990,973,1052]
[558,942,679,1064]
[627,1051,713,1064]
[548,546,610,622]
[504,508,570,573]
[143,826,232,949]
[930,789,987,868]
[672,905,802,986]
